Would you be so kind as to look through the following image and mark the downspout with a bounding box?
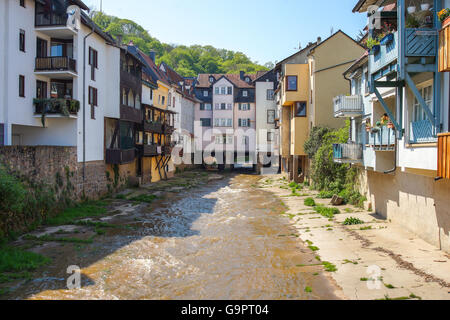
[82,26,94,194]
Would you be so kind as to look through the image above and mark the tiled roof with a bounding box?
[343,51,369,76]
[160,62,184,85]
[135,49,170,86]
[196,73,258,88]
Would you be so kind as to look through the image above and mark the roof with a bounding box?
[159,62,184,85]
[352,0,396,13]
[275,42,318,68]
[80,12,115,44]
[343,51,369,77]
[71,0,89,11]
[134,48,170,86]
[308,30,363,55]
[196,73,257,88]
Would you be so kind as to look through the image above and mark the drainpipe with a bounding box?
[384,138,397,175]
[82,26,94,193]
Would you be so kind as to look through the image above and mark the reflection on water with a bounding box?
[14,174,338,300]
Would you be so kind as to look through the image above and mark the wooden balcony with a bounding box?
[333,143,363,164]
[143,121,163,133]
[369,127,396,151]
[369,31,399,78]
[138,145,159,157]
[35,57,77,74]
[405,28,437,57]
[120,105,143,123]
[437,133,450,180]
[333,95,364,118]
[106,148,136,165]
[439,24,450,72]
[163,124,175,135]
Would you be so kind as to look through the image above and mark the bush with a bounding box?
[317,191,334,199]
[0,167,28,215]
[304,198,316,207]
[343,217,365,225]
[314,206,340,218]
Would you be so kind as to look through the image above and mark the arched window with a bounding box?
[128,90,134,107]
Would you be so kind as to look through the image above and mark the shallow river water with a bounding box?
[11,174,338,300]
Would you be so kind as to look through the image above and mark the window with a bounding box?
[19,75,25,97]
[295,102,307,117]
[0,123,4,146]
[239,119,251,127]
[354,77,362,95]
[200,118,211,127]
[243,90,248,97]
[168,93,172,106]
[215,103,220,110]
[88,86,98,106]
[173,97,175,108]
[215,87,219,95]
[267,132,274,142]
[203,90,209,97]
[287,76,298,91]
[221,103,226,110]
[239,103,250,111]
[200,103,212,111]
[36,80,47,99]
[36,38,47,58]
[245,77,250,83]
[209,76,214,83]
[227,87,232,95]
[214,118,232,127]
[413,85,433,122]
[221,87,226,95]
[267,89,275,100]
[162,96,166,106]
[364,71,370,94]
[227,103,232,110]
[267,110,275,124]
[150,89,153,101]
[19,29,25,52]
[20,0,25,7]
[89,47,98,81]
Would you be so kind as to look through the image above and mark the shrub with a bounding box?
[314,206,340,218]
[343,217,365,225]
[304,198,316,207]
[317,191,334,199]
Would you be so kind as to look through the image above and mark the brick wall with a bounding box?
[0,146,108,199]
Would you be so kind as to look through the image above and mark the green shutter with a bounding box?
[247,119,251,127]
[238,119,242,127]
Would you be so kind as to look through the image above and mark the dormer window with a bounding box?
[203,90,209,97]
[243,90,248,97]
[245,77,250,83]
[209,76,214,83]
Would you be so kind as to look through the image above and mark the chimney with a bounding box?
[240,71,245,81]
[149,50,156,62]
[317,37,322,44]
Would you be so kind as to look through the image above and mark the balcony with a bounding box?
[121,70,141,91]
[369,31,399,78]
[409,120,437,144]
[333,143,363,164]
[33,98,79,117]
[333,95,364,118]
[35,57,77,78]
[163,124,175,135]
[437,133,450,179]
[369,126,396,151]
[405,29,437,57]
[106,148,136,165]
[138,144,159,157]
[120,105,143,123]
[143,121,163,133]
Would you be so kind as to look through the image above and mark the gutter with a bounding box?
[82,26,94,195]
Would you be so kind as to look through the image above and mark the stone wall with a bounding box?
[357,169,450,253]
[0,146,108,200]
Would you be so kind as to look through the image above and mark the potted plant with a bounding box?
[380,114,389,126]
[387,121,395,129]
[438,8,450,28]
[379,22,395,45]
[406,14,420,28]
[366,36,380,54]
[365,119,372,132]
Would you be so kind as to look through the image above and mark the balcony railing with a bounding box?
[333,95,364,118]
[143,121,163,133]
[35,57,77,73]
[409,120,437,144]
[138,144,158,157]
[120,105,143,123]
[33,98,80,115]
[369,31,399,76]
[163,124,175,135]
[369,126,396,151]
[405,29,437,57]
[333,143,363,163]
[437,133,450,180]
[106,148,136,165]
[120,70,141,89]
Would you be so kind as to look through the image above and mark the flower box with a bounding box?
[371,45,381,55]
[380,33,394,45]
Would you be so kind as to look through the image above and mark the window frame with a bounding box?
[267,110,275,124]
[19,75,25,98]
[19,29,26,52]
[294,101,307,118]
[286,75,298,91]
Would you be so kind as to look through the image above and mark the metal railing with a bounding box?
[333,143,363,163]
[333,95,363,118]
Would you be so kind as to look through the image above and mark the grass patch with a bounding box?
[129,194,157,204]
[343,217,365,226]
[45,201,108,226]
[360,226,372,231]
[322,261,337,272]
[304,286,313,293]
[0,246,50,283]
[24,235,93,244]
[308,246,320,252]
[384,283,395,289]
[343,259,358,265]
[304,198,316,207]
[314,206,340,218]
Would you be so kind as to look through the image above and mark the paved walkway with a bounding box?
[260,176,450,300]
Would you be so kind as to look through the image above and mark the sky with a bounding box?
[83,0,367,65]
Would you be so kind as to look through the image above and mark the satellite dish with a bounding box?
[66,5,81,31]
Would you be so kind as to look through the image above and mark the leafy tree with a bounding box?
[91,11,268,77]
